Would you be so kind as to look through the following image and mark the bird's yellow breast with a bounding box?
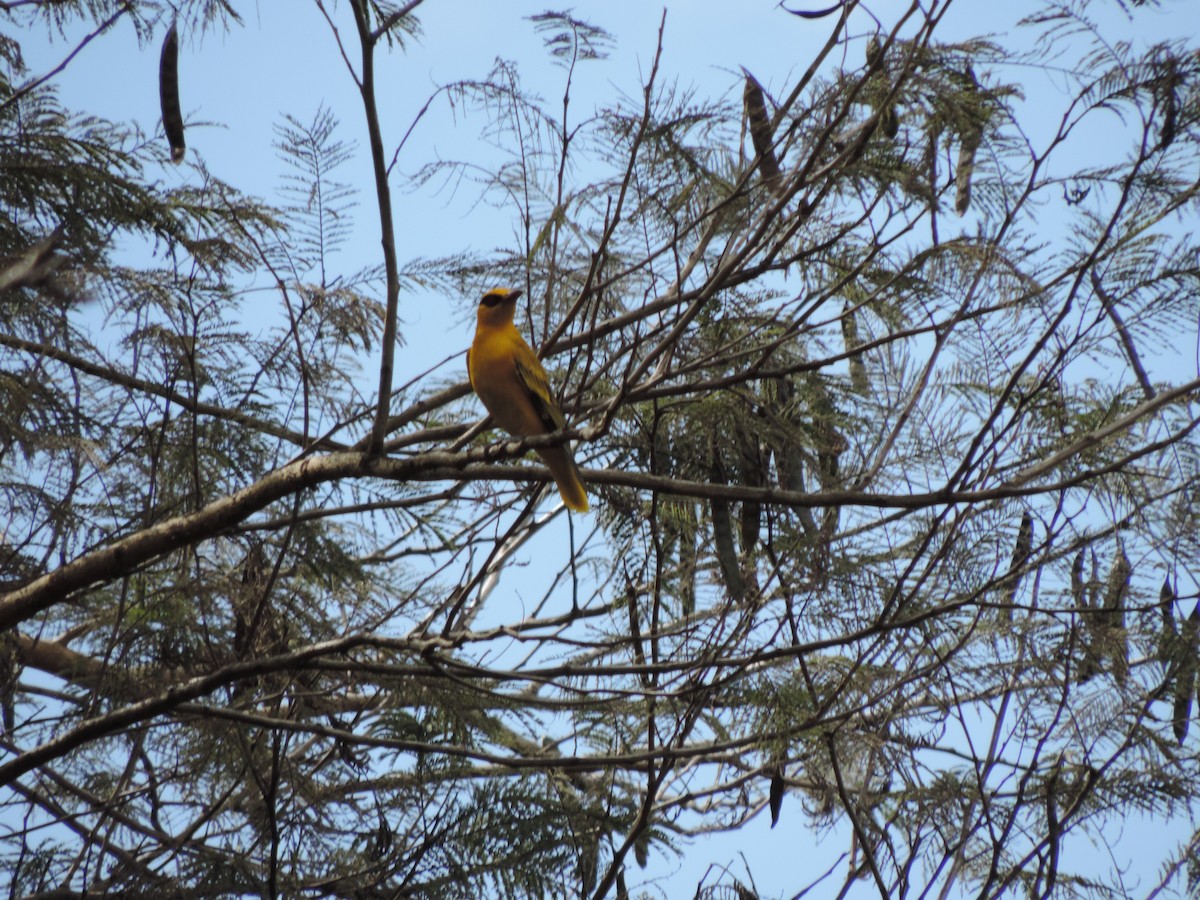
[469,326,546,436]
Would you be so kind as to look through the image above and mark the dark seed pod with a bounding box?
[1175,603,1199,744]
[879,103,900,140]
[1157,58,1179,152]
[1012,512,1034,570]
[633,836,648,869]
[769,765,785,827]
[955,129,980,215]
[1075,549,1103,683]
[709,450,746,602]
[1098,547,1131,685]
[842,301,869,395]
[864,34,899,141]
[1157,577,1178,669]
[743,70,784,196]
[1173,656,1194,744]
[1044,761,1061,895]
[1101,547,1130,629]
[736,425,764,553]
[0,630,17,734]
[865,33,883,71]
[781,2,844,19]
[1159,87,1177,151]
[955,65,983,215]
[160,22,185,164]
[1000,512,1034,619]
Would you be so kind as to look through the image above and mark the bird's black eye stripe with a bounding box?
[481,293,505,307]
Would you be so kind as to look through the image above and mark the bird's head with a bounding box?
[476,287,522,329]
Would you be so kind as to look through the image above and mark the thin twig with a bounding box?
[0,4,130,115]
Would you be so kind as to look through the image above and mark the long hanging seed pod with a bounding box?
[768,763,786,827]
[1043,760,1061,896]
[0,630,16,734]
[865,33,884,71]
[709,458,746,602]
[160,21,186,164]
[1077,550,1103,683]
[678,511,698,616]
[954,127,981,214]
[999,511,1034,620]
[735,423,765,554]
[1068,548,1087,677]
[954,65,984,215]
[1100,546,1131,686]
[743,70,784,196]
[1157,58,1179,152]
[1175,603,1199,744]
[1157,577,1179,671]
[865,34,899,140]
[768,376,806,495]
[842,300,869,395]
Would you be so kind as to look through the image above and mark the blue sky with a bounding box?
[11,0,1200,895]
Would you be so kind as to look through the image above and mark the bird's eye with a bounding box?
[481,293,504,307]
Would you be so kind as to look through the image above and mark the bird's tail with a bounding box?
[537,446,589,513]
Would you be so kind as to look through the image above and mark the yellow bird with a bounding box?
[467,288,589,512]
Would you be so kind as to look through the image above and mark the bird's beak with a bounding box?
[506,289,523,303]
